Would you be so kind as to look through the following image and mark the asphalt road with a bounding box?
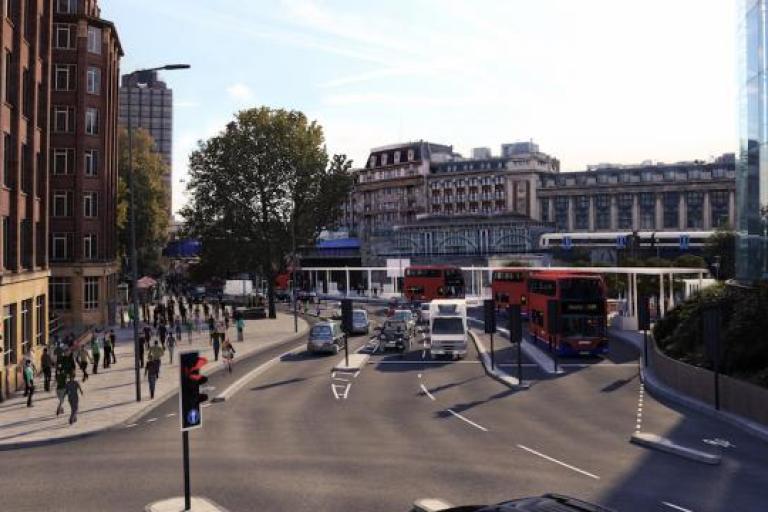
[2,306,768,512]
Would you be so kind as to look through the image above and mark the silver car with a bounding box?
[351,309,370,334]
[307,322,347,354]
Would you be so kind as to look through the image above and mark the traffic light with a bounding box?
[483,299,496,334]
[507,304,522,344]
[180,351,208,431]
[341,299,353,333]
[637,295,651,331]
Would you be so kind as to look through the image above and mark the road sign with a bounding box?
[679,234,690,250]
[563,236,572,250]
[179,351,208,432]
[616,235,627,249]
[483,299,496,334]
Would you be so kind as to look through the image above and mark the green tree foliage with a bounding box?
[673,254,707,269]
[704,229,736,280]
[118,128,169,277]
[653,283,768,388]
[180,107,354,318]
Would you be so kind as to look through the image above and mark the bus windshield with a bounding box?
[431,317,465,335]
[560,279,603,300]
[561,316,603,338]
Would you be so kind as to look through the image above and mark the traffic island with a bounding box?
[468,330,529,389]
[145,496,229,512]
[333,353,370,373]
[630,432,721,465]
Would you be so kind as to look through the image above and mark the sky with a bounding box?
[101,0,738,218]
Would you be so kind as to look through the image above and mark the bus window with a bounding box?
[561,316,603,337]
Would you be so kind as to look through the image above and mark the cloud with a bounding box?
[226,83,254,102]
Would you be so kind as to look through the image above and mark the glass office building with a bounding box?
[737,0,768,282]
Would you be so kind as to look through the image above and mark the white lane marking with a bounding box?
[662,502,693,512]
[125,423,138,428]
[447,409,488,432]
[343,383,351,399]
[331,372,336,379]
[703,438,736,449]
[146,418,158,423]
[635,382,645,433]
[516,444,600,480]
[165,413,176,418]
[334,377,351,382]
[202,403,212,408]
[353,370,360,378]
[417,373,422,379]
[420,384,436,401]
[331,383,340,400]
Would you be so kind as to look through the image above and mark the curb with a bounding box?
[332,353,370,372]
[468,318,560,375]
[610,329,768,445]
[630,431,721,465]
[145,496,230,512]
[0,321,309,451]
[468,330,528,389]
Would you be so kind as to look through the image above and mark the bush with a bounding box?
[653,283,768,388]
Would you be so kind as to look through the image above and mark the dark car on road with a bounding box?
[412,494,615,512]
[307,321,347,355]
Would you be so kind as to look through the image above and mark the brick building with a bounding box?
[1,0,52,398]
[48,0,122,330]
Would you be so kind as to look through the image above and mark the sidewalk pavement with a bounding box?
[0,313,309,449]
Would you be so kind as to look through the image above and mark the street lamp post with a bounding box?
[127,64,190,402]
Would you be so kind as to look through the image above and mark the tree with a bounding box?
[181,107,354,318]
[704,229,736,280]
[673,254,707,269]
[117,128,170,277]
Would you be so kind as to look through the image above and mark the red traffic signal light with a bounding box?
[180,352,208,431]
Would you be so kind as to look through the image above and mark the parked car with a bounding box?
[351,309,370,334]
[412,493,615,512]
[307,322,347,355]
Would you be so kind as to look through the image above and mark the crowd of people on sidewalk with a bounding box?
[17,290,248,427]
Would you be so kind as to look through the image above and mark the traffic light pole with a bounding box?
[490,333,495,371]
[183,430,191,511]
[517,340,522,384]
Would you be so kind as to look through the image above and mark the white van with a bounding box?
[428,300,468,359]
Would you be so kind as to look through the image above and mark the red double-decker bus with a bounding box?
[403,265,465,302]
[491,268,531,313]
[526,272,608,357]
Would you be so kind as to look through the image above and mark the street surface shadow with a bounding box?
[600,374,638,393]
[250,377,306,392]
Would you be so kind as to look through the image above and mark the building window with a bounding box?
[4,51,12,105]
[83,191,98,217]
[381,153,388,166]
[51,233,70,261]
[574,195,589,230]
[83,233,96,259]
[2,132,11,188]
[86,67,101,95]
[686,191,704,229]
[56,0,77,14]
[20,299,31,358]
[84,277,99,310]
[394,151,400,164]
[87,26,102,54]
[554,197,569,230]
[53,23,74,49]
[3,304,16,365]
[663,192,679,229]
[35,295,45,346]
[53,106,75,133]
[52,148,74,175]
[407,149,415,161]
[710,190,730,228]
[52,190,72,217]
[54,64,75,91]
[84,149,98,176]
[595,195,611,230]
[50,277,71,310]
[540,198,550,222]
[85,108,99,135]
[639,192,655,230]
[1,216,9,269]
[617,193,634,229]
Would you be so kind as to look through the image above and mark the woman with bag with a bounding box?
[222,340,236,374]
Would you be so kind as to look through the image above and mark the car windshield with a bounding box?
[431,317,464,335]
[353,311,366,321]
[394,311,411,321]
[311,325,332,337]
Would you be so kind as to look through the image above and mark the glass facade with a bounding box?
[737,0,768,281]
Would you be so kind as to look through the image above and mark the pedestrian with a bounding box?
[222,340,236,373]
[236,316,245,342]
[109,329,117,364]
[174,320,182,343]
[194,307,201,332]
[23,360,35,407]
[148,340,165,377]
[167,333,176,364]
[224,308,230,331]
[138,335,145,368]
[61,347,76,380]
[90,335,101,375]
[103,334,112,369]
[212,331,221,361]
[41,347,53,392]
[179,302,188,325]
[158,322,168,347]
[65,374,83,425]
[55,370,67,416]
[186,319,193,344]
[207,316,215,343]
[77,345,91,381]
[143,325,152,344]
[145,358,159,399]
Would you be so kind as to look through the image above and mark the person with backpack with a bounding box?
[23,360,35,407]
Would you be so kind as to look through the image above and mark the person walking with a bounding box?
[102,334,112,369]
[222,340,236,373]
[202,301,210,319]
[194,306,201,333]
[236,316,245,342]
[65,375,83,425]
[145,358,159,399]
[55,370,67,416]
[207,315,216,344]
[158,321,168,348]
[138,335,146,368]
[212,331,221,362]
[174,320,182,344]
[166,333,176,364]
[179,302,188,326]
[23,360,35,407]
[224,308,230,331]
[148,340,165,377]
[77,345,91,381]
[90,335,101,375]
[143,325,153,345]
[41,347,53,392]
[108,330,117,364]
